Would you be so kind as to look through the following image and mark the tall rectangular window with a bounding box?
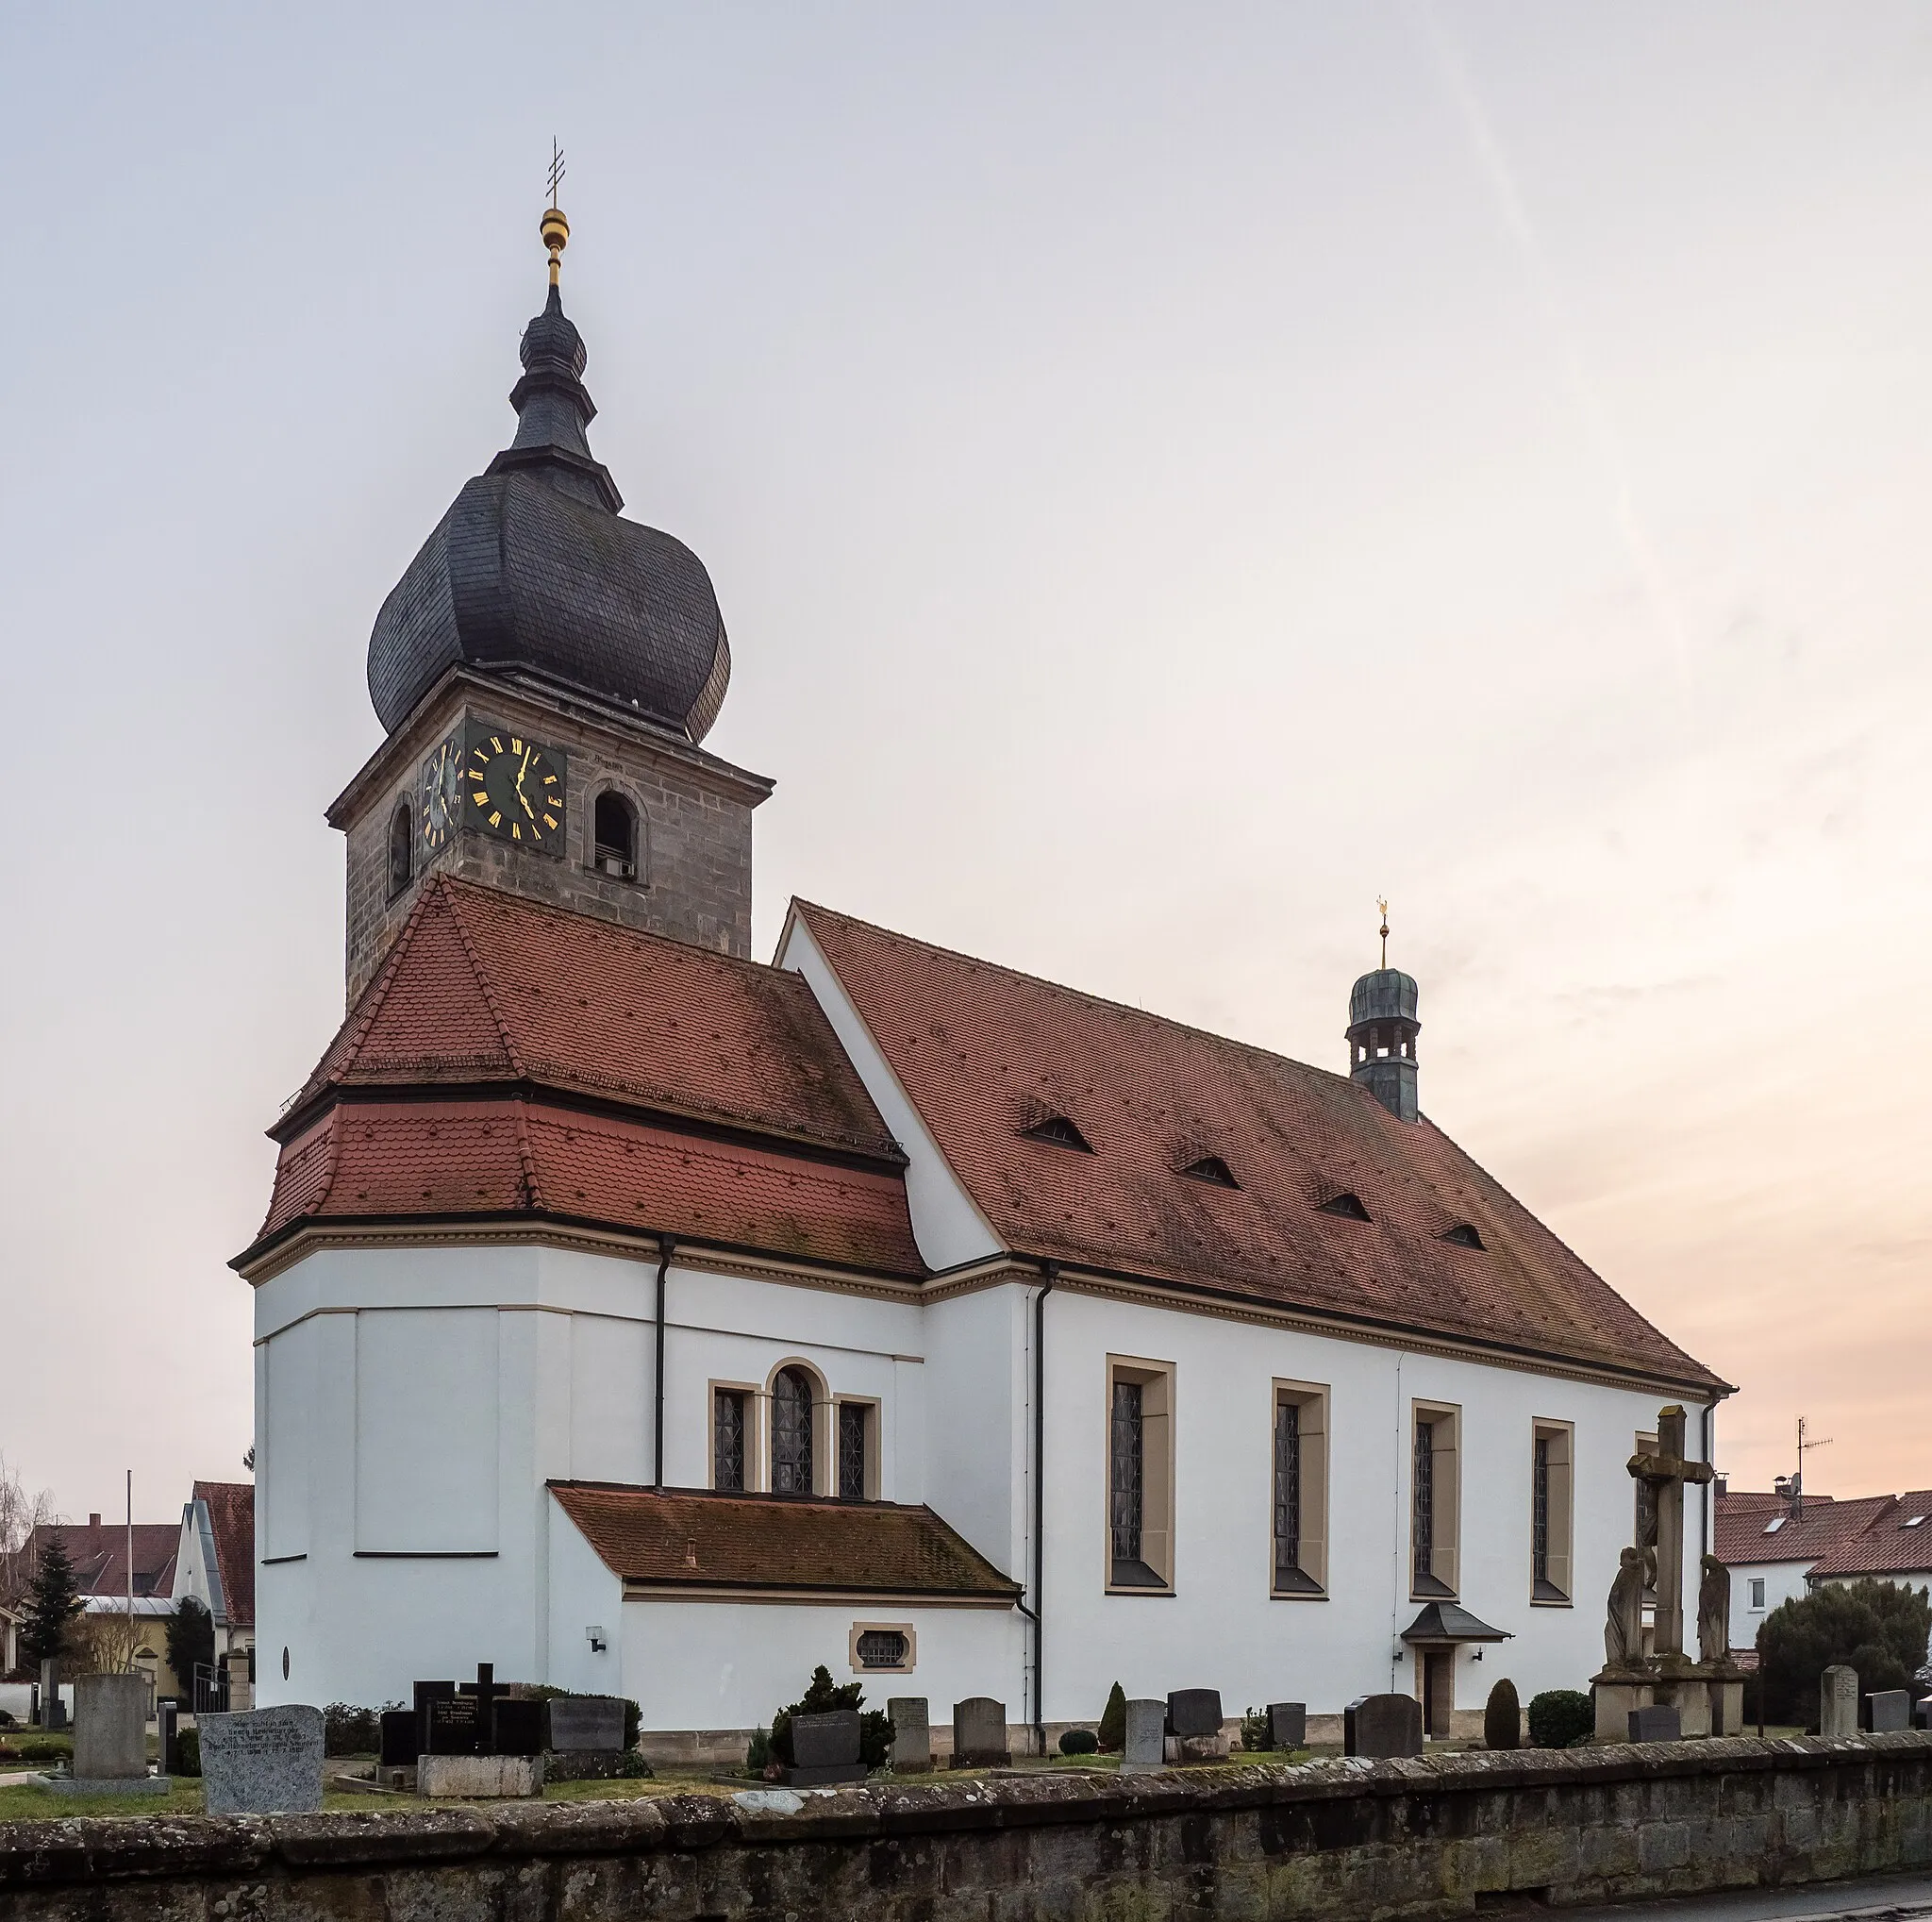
[713,1389,747,1492]
[1531,1420,1574,1603]
[837,1401,872,1501]
[1107,1357,1174,1590]
[1410,1402,1461,1597]
[1273,1381,1329,1596]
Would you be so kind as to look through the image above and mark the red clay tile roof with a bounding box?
[794,902,1726,1392]
[1713,1491,1898,1566]
[549,1483,1022,1599]
[1807,1491,1932,1580]
[251,1097,924,1278]
[288,877,900,1161]
[193,1481,255,1630]
[28,1522,177,1599]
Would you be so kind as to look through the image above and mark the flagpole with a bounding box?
[125,1470,133,1675]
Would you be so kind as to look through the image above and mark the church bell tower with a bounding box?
[326,194,772,1005]
[1346,900,1421,1123]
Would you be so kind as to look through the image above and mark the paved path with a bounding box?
[1553,1874,1932,1920]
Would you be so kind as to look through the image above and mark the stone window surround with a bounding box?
[708,1378,760,1493]
[847,1620,916,1675]
[833,1394,882,1502]
[1271,1379,1330,1598]
[385,798,414,902]
[1530,1417,1575,1606]
[1105,1354,1175,1596]
[1410,1398,1462,1601]
[763,1356,834,1497]
[585,777,652,887]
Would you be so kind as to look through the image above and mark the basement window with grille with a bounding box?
[849,1624,914,1673]
[1318,1192,1372,1222]
[1024,1114,1094,1152]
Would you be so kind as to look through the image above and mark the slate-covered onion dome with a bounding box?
[366,214,731,743]
[1347,968,1419,1031]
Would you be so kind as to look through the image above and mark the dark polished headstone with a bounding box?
[157,1702,179,1777]
[544,1696,625,1753]
[1166,1690,1223,1739]
[1629,1704,1681,1743]
[951,1696,1010,1768]
[379,1710,418,1768]
[783,1708,866,1786]
[1267,1703,1307,1751]
[1344,1694,1424,1759]
[1867,1689,1911,1733]
[425,1694,480,1755]
[492,1699,544,1756]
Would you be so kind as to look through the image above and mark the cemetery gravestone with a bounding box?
[70,1674,159,1793]
[1166,1689,1227,1761]
[888,1697,931,1773]
[199,1705,325,1816]
[39,1661,64,1732]
[545,1696,625,1753]
[379,1711,417,1769]
[491,1698,544,1757]
[425,1694,481,1754]
[1267,1703,1307,1752]
[1866,1689,1911,1733]
[156,1702,179,1777]
[951,1696,1010,1769]
[1628,1704,1681,1743]
[784,1709,866,1787]
[1915,1697,1932,1731]
[1821,1665,1859,1740]
[1344,1694,1424,1760]
[1122,1699,1166,1773]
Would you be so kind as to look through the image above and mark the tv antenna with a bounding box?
[1793,1414,1832,1519]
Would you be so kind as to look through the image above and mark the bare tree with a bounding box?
[0,1452,58,1610]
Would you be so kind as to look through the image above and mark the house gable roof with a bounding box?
[192,1481,255,1630]
[792,900,1725,1392]
[1713,1491,1900,1568]
[1807,1490,1932,1580]
[26,1522,178,1599]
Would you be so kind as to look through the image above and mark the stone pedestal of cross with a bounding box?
[1627,1405,1713,1663]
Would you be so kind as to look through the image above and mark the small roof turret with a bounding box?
[1346,899,1421,1123]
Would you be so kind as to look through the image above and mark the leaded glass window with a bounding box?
[713,1389,746,1492]
[772,1367,815,1496]
[1274,1399,1302,1581]
[1109,1378,1144,1579]
[1532,1435,1550,1587]
[1412,1417,1435,1588]
[838,1402,869,1501]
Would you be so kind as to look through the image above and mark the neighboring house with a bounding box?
[77,1596,184,1700]
[173,1483,256,1709]
[0,1600,20,1676]
[1718,1485,1932,1657]
[24,1515,179,1601]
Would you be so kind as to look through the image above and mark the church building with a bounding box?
[238,205,1731,1753]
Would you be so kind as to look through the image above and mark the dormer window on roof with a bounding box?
[1318,1192,1372,1222]
[1441,1224,1485,1250]
[1178,1155,1239,1189]
[1024,1114,1093,1152]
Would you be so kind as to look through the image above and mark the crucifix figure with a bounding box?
[1627,1405,1713,1661]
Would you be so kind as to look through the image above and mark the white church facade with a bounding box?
[239,206,1730,1753]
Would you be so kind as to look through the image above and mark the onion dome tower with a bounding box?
[365,201,731,743]
[1346,899,1420,1122]
[329,192,771,1005]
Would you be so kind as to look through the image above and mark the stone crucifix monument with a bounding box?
[1592,1404,1745,1742]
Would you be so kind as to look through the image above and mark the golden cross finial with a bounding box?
[1377,896,1390,970]
[541,141,570,285]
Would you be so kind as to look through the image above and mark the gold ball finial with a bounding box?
[541,205,570,286]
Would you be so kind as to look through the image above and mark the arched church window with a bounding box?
[772,1367,816,1496]
[386,801,413,900]
[592,791,639,879]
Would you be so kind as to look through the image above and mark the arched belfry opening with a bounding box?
[592,790,640,880]
[386,802,413,900]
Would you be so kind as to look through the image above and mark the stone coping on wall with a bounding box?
[2,1732,1928,1894]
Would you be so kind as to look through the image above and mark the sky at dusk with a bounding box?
[2,4,1928,1525]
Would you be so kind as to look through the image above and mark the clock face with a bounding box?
[465,728,566,848]
[420,735,463,851]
